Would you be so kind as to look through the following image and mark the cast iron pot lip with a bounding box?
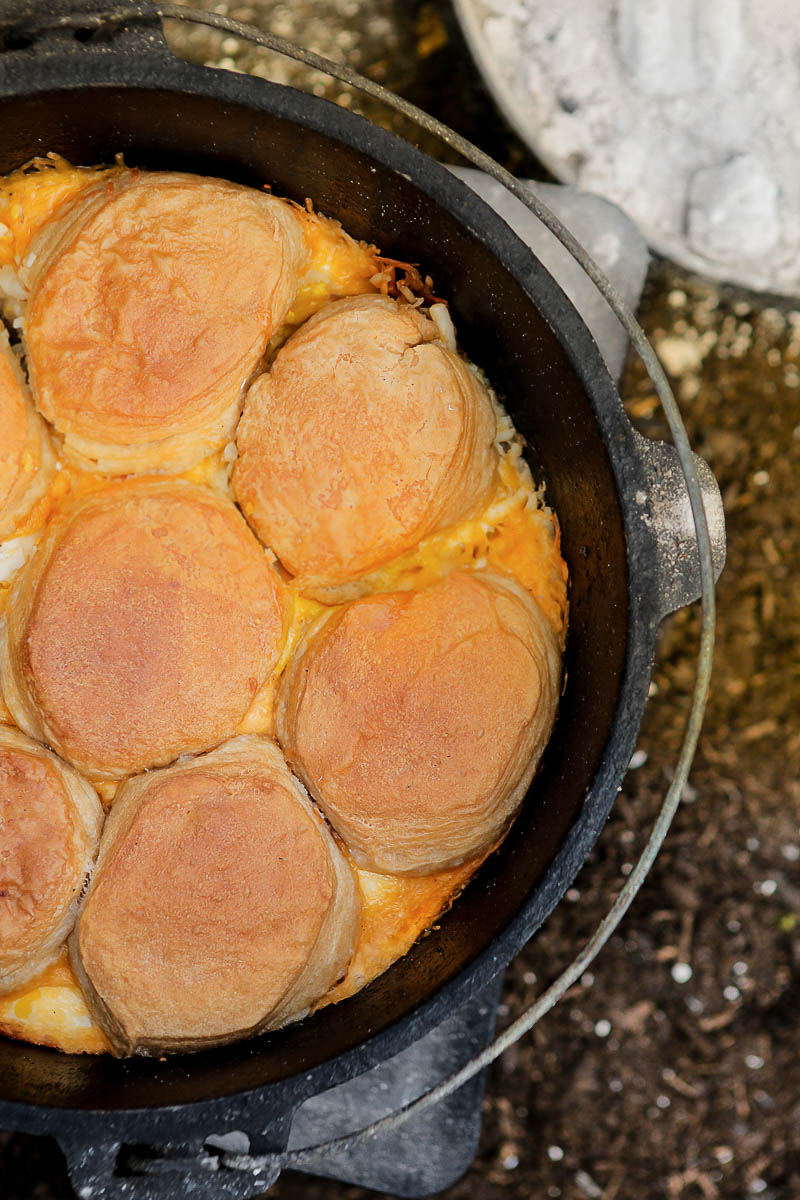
[0,53,658,1117]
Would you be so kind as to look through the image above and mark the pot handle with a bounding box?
[633,431,726,623]
[0,0,169,60]
[58,1118,291,1199]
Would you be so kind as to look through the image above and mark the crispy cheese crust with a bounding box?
[70,736,360,1056]
[0,480,288,780]
[277,570,562,876]
[0,725,102,993]
[233,294,499,599]
[21,170,308,475]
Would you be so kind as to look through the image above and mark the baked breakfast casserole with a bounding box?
[0,155,567,1056]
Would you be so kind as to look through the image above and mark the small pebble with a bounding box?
[752,470,770,486]
[629,748,648,769]
[547,1145,565,1162]
[745,1054,765,1070]
[609,1078,623,1092]
[733,961,748,976]
[723,985,741,1002]
[715,1146,734,1164]
[656,1094,670,1109]
[575,1169,603,1199]
[750,1179,768,1194]
[671,962,693,984]
[758,879,777,896]
[566,888,580,902]
[781,844,799,861]
[503,1153,520,1170]
[594,1019,612,1038]
[687,996,704,1013]
[746,837,760,851]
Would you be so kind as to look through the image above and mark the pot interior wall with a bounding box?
[0,81,629,1109]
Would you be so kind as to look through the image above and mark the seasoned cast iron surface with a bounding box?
[1,2,798,1198]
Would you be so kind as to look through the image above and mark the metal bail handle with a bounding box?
[1,1,719,1182]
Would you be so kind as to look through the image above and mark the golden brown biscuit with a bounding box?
[21,170,307,475]
[277,570,561,875]
[233,294,499,599]
[0,725,102,994]
[0,480,287,781]
[0,327,54,539]
[70,736,360,1055]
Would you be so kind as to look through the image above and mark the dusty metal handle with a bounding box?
[60,1121,289,1199]
[634,433,726,621]
[0,0,169,58]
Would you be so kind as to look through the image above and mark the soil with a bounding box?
[1,3,798,1199]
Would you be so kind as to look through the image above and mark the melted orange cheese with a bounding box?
[290,207,380,325]
[0,155,108,269]
[0,160,567,1054]
[334,446,567,640]
[0,951,110,1054]
[323,857,484,1007]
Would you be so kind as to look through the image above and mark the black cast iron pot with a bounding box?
[0,5,724,1197]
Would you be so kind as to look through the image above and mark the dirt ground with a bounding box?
[1,3,798,1199]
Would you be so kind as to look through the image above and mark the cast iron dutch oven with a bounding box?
[0,4,724,1196]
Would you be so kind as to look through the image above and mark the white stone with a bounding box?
[205,1130,250,1154]
[617,0,699,96]
[688,154,780,262]
[657,336,705,376]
